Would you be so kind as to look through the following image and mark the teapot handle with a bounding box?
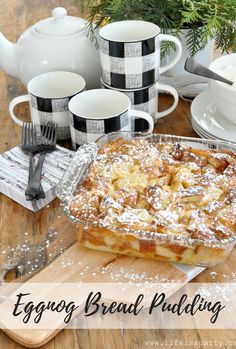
[9,95,30,127]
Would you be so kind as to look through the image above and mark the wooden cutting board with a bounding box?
[2,242,204,348]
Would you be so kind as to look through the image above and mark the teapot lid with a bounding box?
[34,7,86,36]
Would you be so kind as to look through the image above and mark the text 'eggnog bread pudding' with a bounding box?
[69,137,236,266]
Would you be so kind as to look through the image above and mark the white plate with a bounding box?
[192,119,216,139]
[191,90,236,143]
[192,124,215,140]
[193,120,232,142]
[192,122,208,139]
[192,118,228,141]
[192,120,218,140]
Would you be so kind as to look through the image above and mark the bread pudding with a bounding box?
[69,137,236,266]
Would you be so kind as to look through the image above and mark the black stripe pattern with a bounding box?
[29,93,81,140]
[30,94,77,113]
[72,112,129,134]
[102,82,157,123]
[70,111,130,147]
[100,36,159,89]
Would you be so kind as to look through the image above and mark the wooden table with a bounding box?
[0,1,236,348]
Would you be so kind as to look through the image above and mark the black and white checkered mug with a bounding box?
[101,79,179,126]
[99,20,182,89]
[68,89,154,149]
[9,71,86,140]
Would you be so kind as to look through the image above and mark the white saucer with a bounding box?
[191,90,236,143]
[192,119,219,140]
[192,120,213,140]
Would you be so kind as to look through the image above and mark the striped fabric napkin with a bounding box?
[0,145,74,211]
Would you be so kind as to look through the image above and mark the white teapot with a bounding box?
[0,7,101,89]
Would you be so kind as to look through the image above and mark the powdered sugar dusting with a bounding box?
[69,138,236,251]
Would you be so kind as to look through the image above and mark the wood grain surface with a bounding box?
[0,1,236,348]
[2,242,192,348]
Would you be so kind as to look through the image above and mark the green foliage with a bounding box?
[76,0,236,56]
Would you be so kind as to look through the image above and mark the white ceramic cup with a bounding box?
[101,79,179,124]
[209,53,236,125]
[99,20,182,89]
[68,89,154,148]
[9,71,86,140]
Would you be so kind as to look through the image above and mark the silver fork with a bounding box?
[25,122,57,200]
[21,122,45,200]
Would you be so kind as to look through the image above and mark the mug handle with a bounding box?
[156,83,179,120]
[9,95,30,127]
[129,110,154,133]
[158,34,182,75]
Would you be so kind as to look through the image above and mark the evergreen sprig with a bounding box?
[76,0,236,56]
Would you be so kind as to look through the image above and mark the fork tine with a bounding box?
[41,122,47,140]
[32,124,37,146]
[46,122,52,141]
[25,122,28,146]
[24,122,27,146]
[48,122,54,144]
[49,123,55,145]
[37,121,57,148]
[30,123,33,147]
[26,122,30,147]
[30,123,34,146]
[29,123,32,145]
[53,123,58,145]
[47,122,52,143]
[44,122,51,141]
[29,123,33,147]
[21,122,26,146]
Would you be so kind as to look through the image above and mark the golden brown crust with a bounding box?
[76,224,231,267]
[69,138,236,265]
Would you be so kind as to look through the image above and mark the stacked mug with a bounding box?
[8,20,182,149]
[99,20,182,130]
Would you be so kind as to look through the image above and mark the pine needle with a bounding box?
[76,0,236,55]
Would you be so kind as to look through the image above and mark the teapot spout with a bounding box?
[0,32,18,78]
